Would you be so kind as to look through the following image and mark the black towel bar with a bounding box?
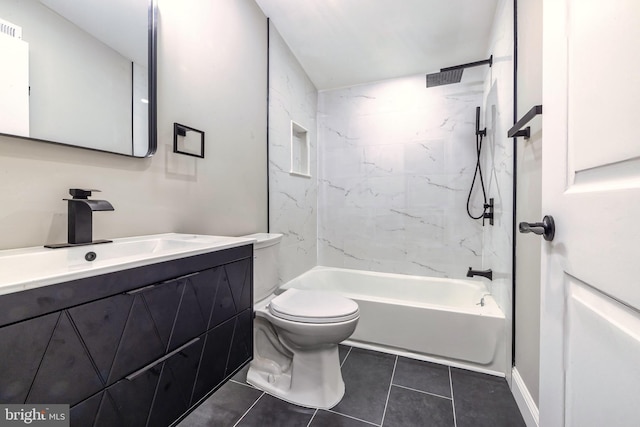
[508,105,543,139]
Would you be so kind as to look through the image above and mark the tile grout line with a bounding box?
[379,355,398,427]
[325,409,380,426]
[392,383,453,401]
[232,392,265,427]
[230,378,256,389]
[449,366,457,427]
[305,409,318,427]
[340,346,353,368]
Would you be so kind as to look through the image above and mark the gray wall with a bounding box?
[0,0,268,250]
[515,0,542,407]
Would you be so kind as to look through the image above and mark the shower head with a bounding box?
[426,69,463,87]
[426,55,493,88]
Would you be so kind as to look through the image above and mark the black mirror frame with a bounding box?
[145,0,158,157]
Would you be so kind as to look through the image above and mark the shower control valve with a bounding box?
[482,198,494,226]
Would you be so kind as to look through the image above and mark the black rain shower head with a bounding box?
[426,69,463,87]
[426,55,493,88]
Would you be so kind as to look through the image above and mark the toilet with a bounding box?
[242,233,359,409]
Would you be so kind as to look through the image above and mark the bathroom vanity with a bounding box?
[0,234,254,426]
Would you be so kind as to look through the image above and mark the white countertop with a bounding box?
[0,233,255,296]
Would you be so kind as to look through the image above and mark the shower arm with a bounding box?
[440,55,493,73]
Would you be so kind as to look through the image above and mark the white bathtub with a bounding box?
[280,266,506,374]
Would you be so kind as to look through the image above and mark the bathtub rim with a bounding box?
[280,265,505,319]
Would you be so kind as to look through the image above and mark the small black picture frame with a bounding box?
[173,123,205,158]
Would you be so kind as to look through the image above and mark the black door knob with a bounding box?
[519,215,555,241]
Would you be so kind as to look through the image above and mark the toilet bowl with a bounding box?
[242,233,359,409]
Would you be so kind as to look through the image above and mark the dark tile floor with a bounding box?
[178,345,525,427]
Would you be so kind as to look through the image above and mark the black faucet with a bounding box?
[45,189,114,248]
[467,267,493,281]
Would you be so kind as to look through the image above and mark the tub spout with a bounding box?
[467,267,492,281]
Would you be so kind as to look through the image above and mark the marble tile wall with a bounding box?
[268,23,318,284]
[317,76,486,279]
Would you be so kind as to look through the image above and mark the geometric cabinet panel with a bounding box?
[105,294,166,385]
[226,309,253,378]
[0,246,254,427]
[27,312,103,405]
[69,391,103,427]
[100,366,161,427]
[69,292,165,387]
[66,262,253,388]
[69,279,203,387]
[0,309,105,406]
[147,338,204,426]
[142,279,182,350]
[0,312,59,403]
[68,294,132,384]
[208,260,252,328]
[192,317,237,405]
[164,277,208,352]
[209,268,237,328]
[225,259,252,313]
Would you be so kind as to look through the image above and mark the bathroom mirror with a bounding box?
[0,0,157,157]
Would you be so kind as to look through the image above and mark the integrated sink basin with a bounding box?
[0,233,255,296]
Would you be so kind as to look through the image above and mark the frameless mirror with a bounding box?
[0,0,157,157]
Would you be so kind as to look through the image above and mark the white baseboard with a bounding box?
[511,367,539,427]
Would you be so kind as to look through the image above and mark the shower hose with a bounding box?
[466,129,487,220]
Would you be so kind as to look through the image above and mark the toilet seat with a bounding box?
[269,289,359,324]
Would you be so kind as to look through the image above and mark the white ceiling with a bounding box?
[40,0,148,65]
[255,0,499,90]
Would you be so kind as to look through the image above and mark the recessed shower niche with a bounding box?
[290,121,310,177]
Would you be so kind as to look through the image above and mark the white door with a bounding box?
[540,1,640,426]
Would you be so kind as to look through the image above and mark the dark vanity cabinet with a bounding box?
[0,245,253,427]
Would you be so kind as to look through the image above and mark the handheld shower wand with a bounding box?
[466,107,494,225]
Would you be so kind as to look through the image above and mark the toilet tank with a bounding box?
[242,233,283,302]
